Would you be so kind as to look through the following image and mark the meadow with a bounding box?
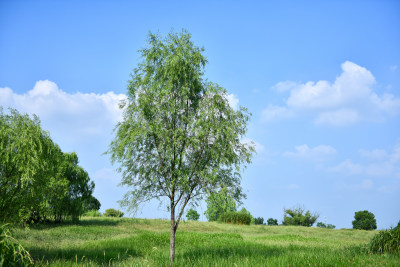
[11,217,399,266]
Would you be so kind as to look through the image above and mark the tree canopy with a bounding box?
[107,30,254,262]
[0,107,97,224]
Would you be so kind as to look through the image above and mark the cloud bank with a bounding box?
[0,80,126,143]
[263,61,400,126]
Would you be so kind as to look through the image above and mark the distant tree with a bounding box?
[282,206,319,227]
[352,210,377,230]
[104,208,124,217]
[84,195,101,212]
[254,217,264,225]
[267,218,278,226]
[317,222,336,229]
[205,188,237,221]
[186,208,200,221]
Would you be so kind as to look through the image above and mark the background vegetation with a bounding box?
[0,108,99,225]
[6,217,399,266]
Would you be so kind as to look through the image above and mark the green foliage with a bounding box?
[219,211,252,225]
[369,226,400,254]
[0,107,96,225]
[267,218,278,226]
[316,222,336,229]
[83,210,102,217]
[282,206,319,227]
[254,217,264,225]
[104,209,124,218]
[83,196,101,212]
[186,209,200,221]
[106,30,254,262]
[352,210,377,230]
[205,188,237,221]
[0,224,34,266]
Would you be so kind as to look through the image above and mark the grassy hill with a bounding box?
[11,217,399,266]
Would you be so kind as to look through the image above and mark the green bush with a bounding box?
[104,208,124,218]
[0,224,34,266]
[267,218,278,226]
[186,208,200,221]
[369,226,400,254]
[352,210,377,230]
[317,222,336,229]
[83,209,102,217]
[254,217,264,225]
[282,206,319,227]
[219,211,252,225]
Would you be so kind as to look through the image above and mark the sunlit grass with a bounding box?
[10,217,399,266]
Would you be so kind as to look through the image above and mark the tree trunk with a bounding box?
[169,205,176,265]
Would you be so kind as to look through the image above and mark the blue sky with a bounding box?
[1,0,399,229]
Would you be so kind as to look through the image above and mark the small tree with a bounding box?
[254,217,264,225]
[186,209,200,221]
[205,188,237,221]
[282,206,319,227]
[352,210,377,230]
[267,218,278,226]
[104,208,124,217]
[317,222,336,229]
[107,30,254,263]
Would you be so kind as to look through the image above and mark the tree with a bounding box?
[107,30,254,263]
[352,210,377,230]
[0,108,60,223]
[316,222,336,229]
[254,217,264,225]
[0,107,96,224]
[205,187,237,221]
[282,206,319,227]
[267,218,278,226]
[186,208,200,221]
[104,208,124,217]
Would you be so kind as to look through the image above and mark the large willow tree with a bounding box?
[108,30,254,263]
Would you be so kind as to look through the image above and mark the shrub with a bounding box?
[186,208,200,221]
[0,224,34,266]
[352,210,377,230]
[83,209,102,217]
[204,188,237,221]
[316,222,336,229]
[369,226,400,254]
[219,211,252,225]
[254,217,264,225]
[267,218,278,226]
[104,208,124,217]
[282,206,319,227]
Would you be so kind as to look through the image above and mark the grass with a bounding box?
[9,217,399,266]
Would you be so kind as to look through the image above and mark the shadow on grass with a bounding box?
[27,218,121,230]
[29,244,141,265]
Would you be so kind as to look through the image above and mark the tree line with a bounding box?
[0,107,99,224]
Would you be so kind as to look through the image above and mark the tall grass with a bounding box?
[0,224,34,266]
[9,217,400,266]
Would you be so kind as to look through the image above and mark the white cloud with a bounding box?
[225,93,239,110]
[284,144,336,162]
[262,105,293,121]
[0,80,126,140]
[330,142,400,177]
[389,65,398,71]
[314,109,359,126]
[241,138,264,153]
[329,159,364,175]
[359,149,388,161]
[264,61,400,126]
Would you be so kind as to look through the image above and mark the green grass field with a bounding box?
[11,217,399,266]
